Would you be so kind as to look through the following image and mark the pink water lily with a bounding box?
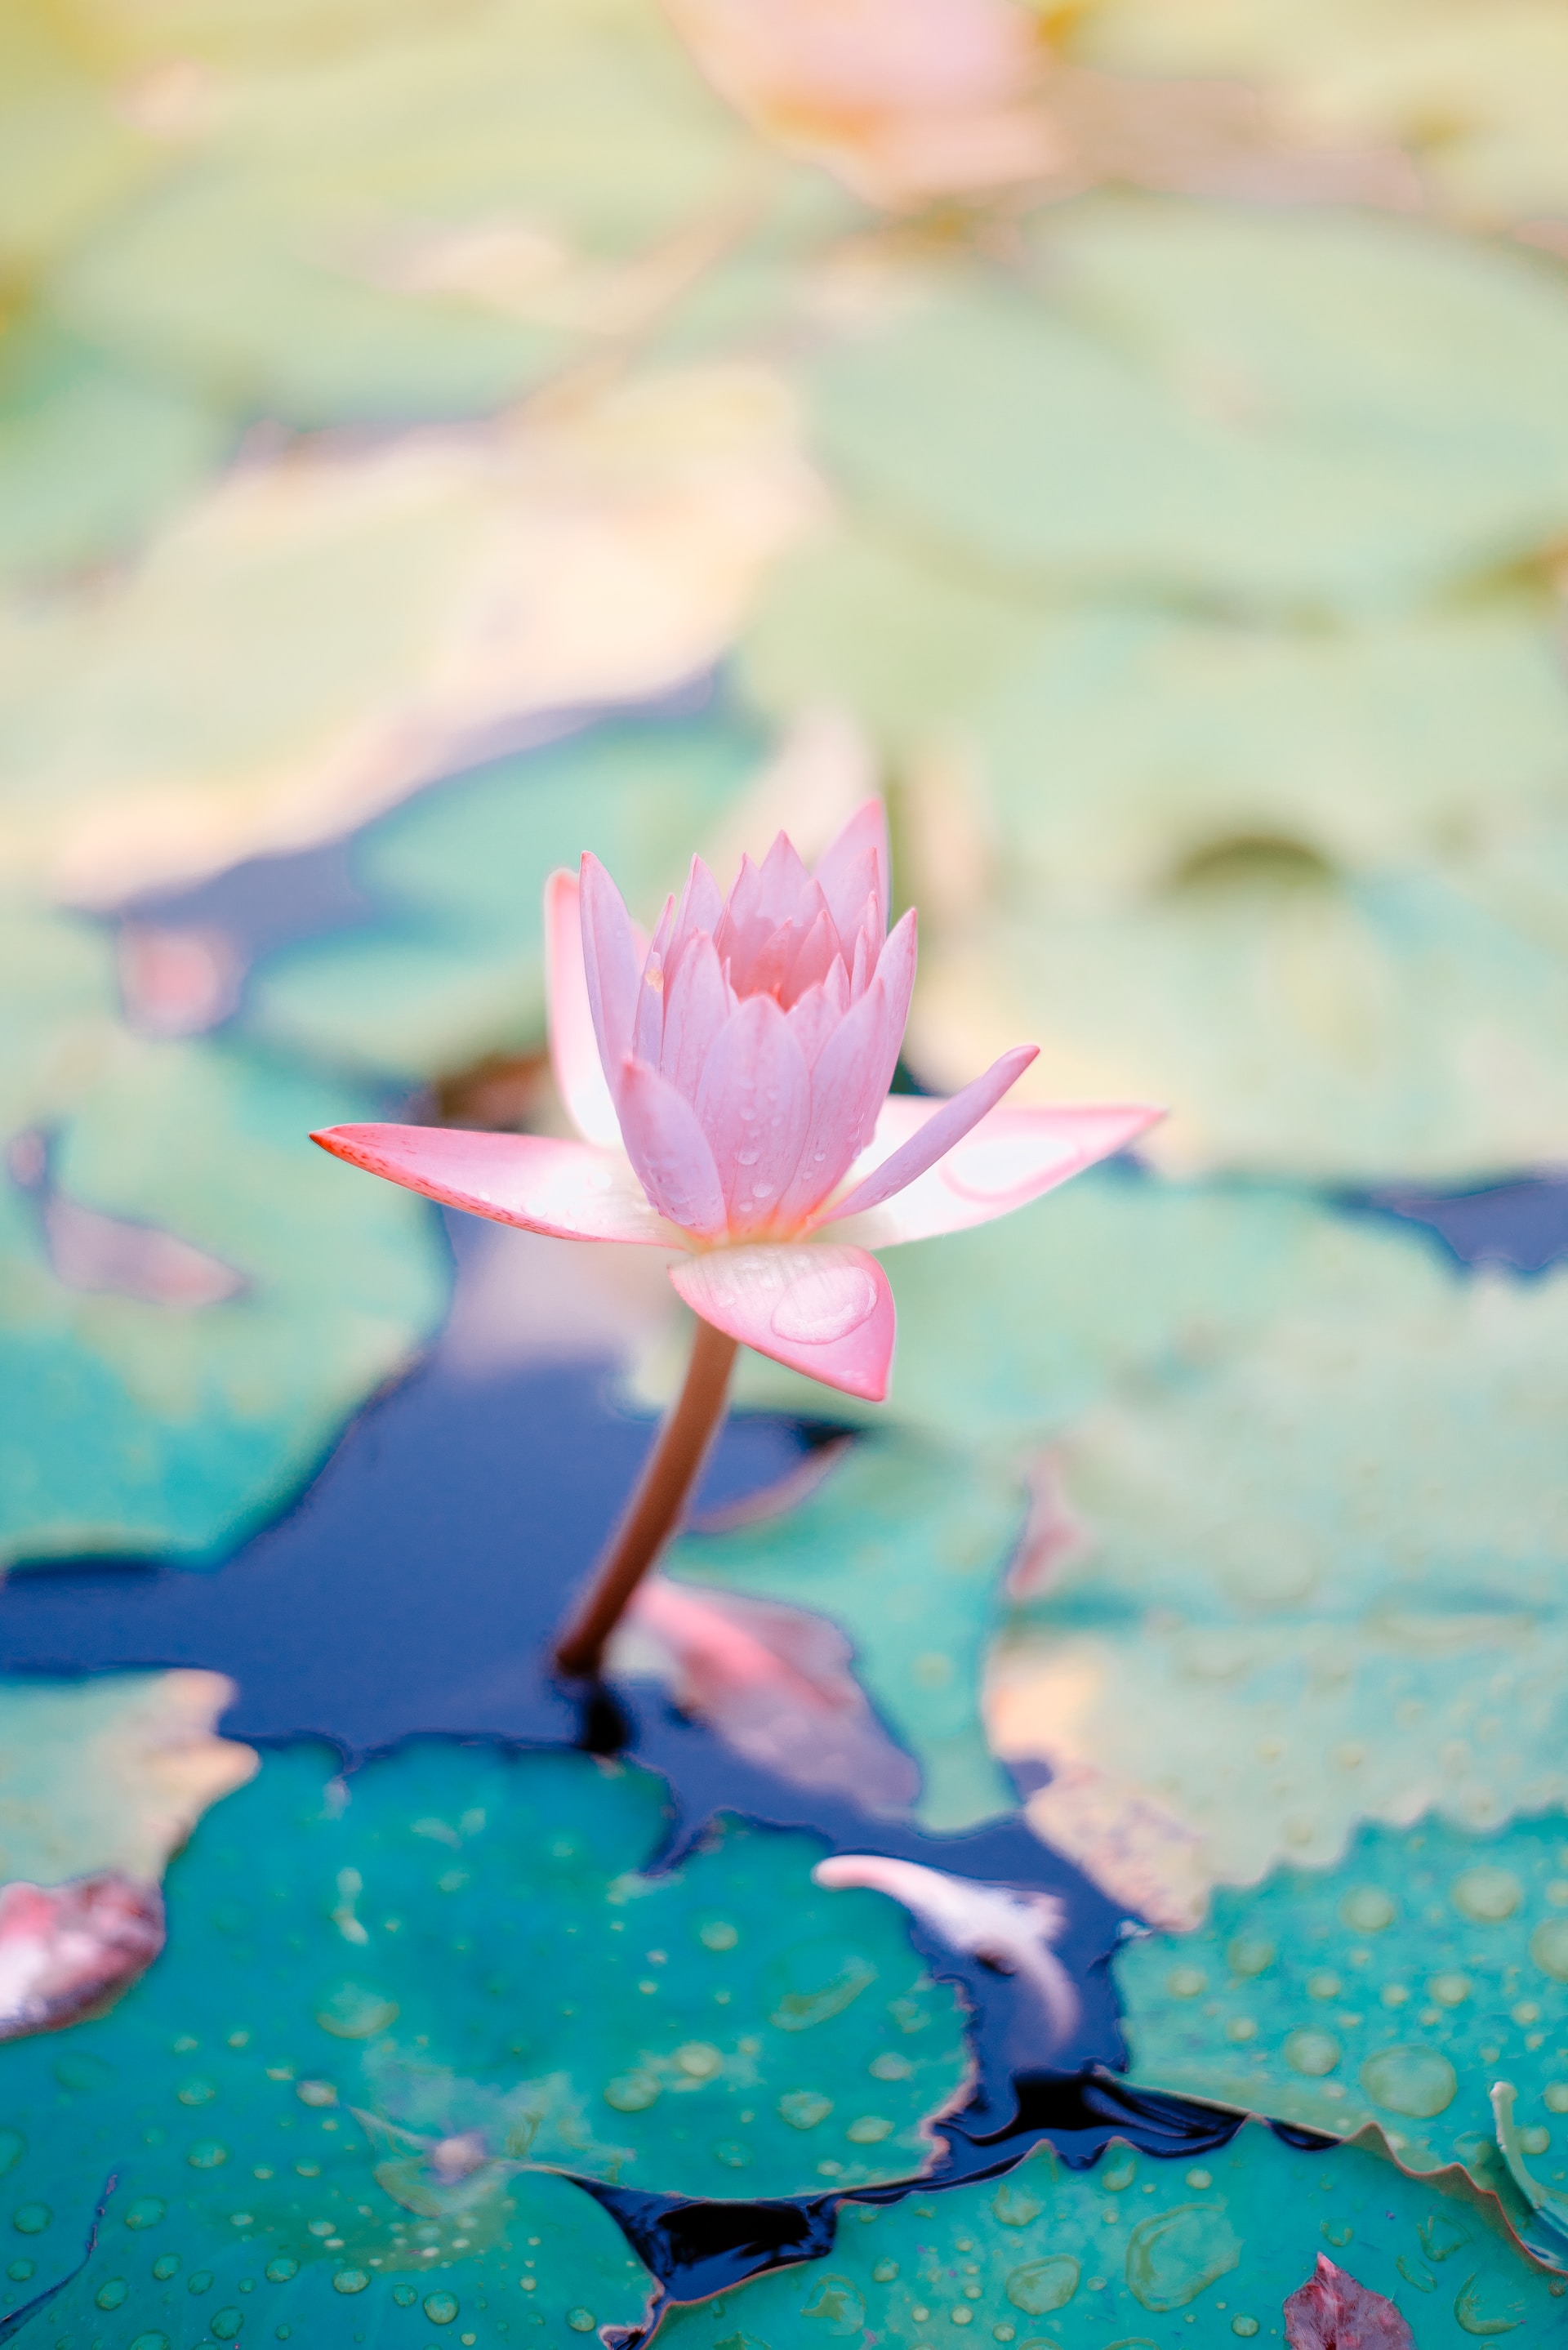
[314,800,1160,1404]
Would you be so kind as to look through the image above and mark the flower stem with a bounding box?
[553,1314,739,1680]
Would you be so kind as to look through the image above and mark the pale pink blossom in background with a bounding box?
[314,802,1160,1401]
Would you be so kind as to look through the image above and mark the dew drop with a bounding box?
[177,2079,217,2107]
[1452,1867,1522,1923]
[846,2116,894,2143]
[96,2281,129,2311]
[1430,1973,1472,2006]
[1544,2084,1568,2114]
[187,2141,229,2168]
[4,2261,31,2282]
[991,2181,1043,2227]
[424,2294,459,2325]
[1360,2045,1458,2118]
[296,2080,336,2107]
[566,2311,596,2334]
[713,2140,752,2168]
[0,2133,22,2178]
[125,2197,166,2230]
[334,2271,370,2295]
[1227,1938,1276,1979]
[1307,1972,1342,2001]
[777,2089,833,2129]
[392,2285,417,2307]
[1339,1888,1396,1933]
[1125,2206,1241,2312]
[153,2257,180,2281]
[1005,2255,1079,2315]
[1166,1968,1206,2000]
[801,2275,863,2333]
[1284,2031,1342,2078]
[1321,2222,1353,2249]
[129,2334,169,2350]
[211,2309,244,2339]
[1529,1920,1568,1982]
[265,2259,297,2284]
[872,2259,899,2283]
[1232,2321,1259,2339]
[189,2271,215,2294]
[770,1264,878,1346]
[316,1985,400,2040]
[674,2042,723,2080]
[869,2052,911,2080]
[11,2205,50,2235]
[698,1920,738,1951]
[604,2071,660,2113]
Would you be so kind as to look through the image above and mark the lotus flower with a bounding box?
[314,801,1160,1404]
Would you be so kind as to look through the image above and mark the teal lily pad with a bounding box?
[51,0,757,425]
[0,320,231,590]
[985,1237,1568,1927]
[666,1434,1026,1834]
[0,915,448,1566]
[0,1742,970,2280]
[1116,1810,1568,2196]
[654,2118,1565,2348]
[246,708,767,1083]
[808,198,1568,615]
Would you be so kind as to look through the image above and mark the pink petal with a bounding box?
[773,911,915,1227]
[579,853,644,1100]
[660,930,733,1104]
[817,1044,1038,1224]
[545,871,623,1148]
[623,1579,920,1813]
[632,899,676,1071]
[1285,2257,1414,2350]
[312,1124,676,1243]
[670,1242,894,1401]
[666,855,724,984]
[694,993,812,1234]
[0,1873,165,2041]
[813,799,889,944]
[753,829,813,922]
[822,1100,1165,1247]
[615,1059,728,1238]
[782,901,839,1006]
[786,962,849,1068]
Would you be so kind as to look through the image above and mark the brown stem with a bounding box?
[554,1315,739,1680]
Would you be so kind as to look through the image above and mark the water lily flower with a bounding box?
[313,800,1160,1673]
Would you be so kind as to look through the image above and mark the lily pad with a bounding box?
[1116,1809,1568,2201]
[51,0,757,425]
[907,846,1568,1179]
[666,1435,1026,1834]
[986,1237,1568,1926]
[0,320,232,590]
[0,1673,254,1888]
[653,2118,1564,2347]
[808,197,1568,615]
[245,707,767,1083]
[0,363,813,908]
[1,916,448,1566]
[0,1741,970,2266]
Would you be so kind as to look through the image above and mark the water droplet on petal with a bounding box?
[1360,2045,1458,2117]
[1452,1867,1522,1922]
[771,1264,877,1345]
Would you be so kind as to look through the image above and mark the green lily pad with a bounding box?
[0,1674,255,1887]
[0,1742,970,2281]
[0,914,448,1567]
[0,320,231,589]
[51,0,756,425]
[808,197,1568,615]
[1116,1810,1568,2199]
[246,707,767,1083]
[985,1239,1568,1926]
[908,846,1568,1179]
[654,2117,1565,2348]
[666,1434,1026,1834]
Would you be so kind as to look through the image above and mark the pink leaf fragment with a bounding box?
[670,1241,894,1400]
[0,1872,165,2040]
[623,1577,919,1812]
[1284,2257,1415,2350]
[311,1124,678,1245]
[824,1099,1165,1248]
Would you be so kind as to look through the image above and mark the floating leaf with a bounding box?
[0,1743,970,2261]
[653,2118,1562,2348]
[0,365,818,908]
[244,707,766,1082]
[808,198,1568,614]
[1116,1809,1568,2196]
[986,1243,1568,1925]
[0,320,232,590]
[0,920,448,1567]
[51,0,760,424]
